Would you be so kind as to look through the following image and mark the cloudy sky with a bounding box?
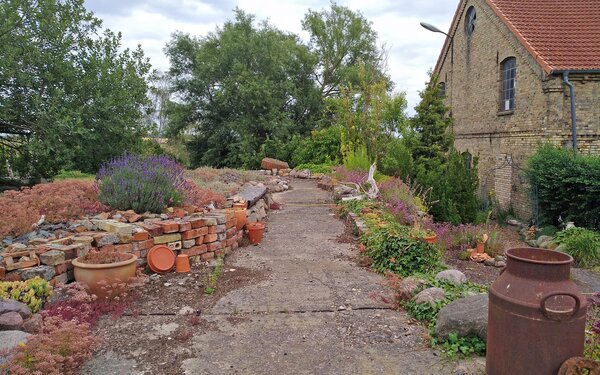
[84,0,458,114]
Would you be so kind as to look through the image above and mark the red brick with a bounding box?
[173,207,186,219]
[207,241,223,252]
[196,227,208,236]
[182,228,204,240]
[204,234,218,243]
[132,239,154,252]
[115,243,133,253]
[132,229,149,241]
[179,222,192,232]
[137,223,163,237]
[200,252,215,261]
[226,237,237,247]
[127,213,142,223]
[4,272,21,282]
[208,226,217,234]
[195,236,205,245]
[99,244,115,252]
[54,263,68,275]
[158,220,179,233]
[226,227,237,239]
[189,218,207,228]
[181,245,207,256]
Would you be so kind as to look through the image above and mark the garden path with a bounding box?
[83,179,485,374]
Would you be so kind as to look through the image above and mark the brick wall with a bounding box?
[436,0,600,221]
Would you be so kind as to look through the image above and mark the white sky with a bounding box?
[84,0,458,114]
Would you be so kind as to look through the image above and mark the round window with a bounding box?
[465,6,476,37]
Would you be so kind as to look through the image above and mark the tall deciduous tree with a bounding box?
[0,0,151,178]
[302,2,390,98]
[166,9,322,168]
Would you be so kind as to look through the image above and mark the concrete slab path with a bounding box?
[181,179,484,375]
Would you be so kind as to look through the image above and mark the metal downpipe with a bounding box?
[562,71,577,150]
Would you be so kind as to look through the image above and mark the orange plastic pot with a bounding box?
[246,222,265,245]
[234,208,247,231]
[175,254,191,273]
[72,253,137,299]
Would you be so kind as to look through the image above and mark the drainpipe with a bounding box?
[561,71,577,150]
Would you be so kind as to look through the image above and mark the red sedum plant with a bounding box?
[0,180,106,239]
[1,316,99,375]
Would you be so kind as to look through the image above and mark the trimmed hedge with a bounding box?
[527,145,600,230]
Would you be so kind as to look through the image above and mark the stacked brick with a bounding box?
[0,209,245,287]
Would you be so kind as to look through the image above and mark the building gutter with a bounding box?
[561,71,577,150]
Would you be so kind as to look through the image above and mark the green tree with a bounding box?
[410,73,453,166]
[166,9,322,168]
[410,74,479,224]
[334,63,407,164]
[0,0,151,177]
[302,2,390,98]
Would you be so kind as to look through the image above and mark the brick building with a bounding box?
[432,0,600,220]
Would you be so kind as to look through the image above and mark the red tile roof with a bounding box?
[486,0,600,73]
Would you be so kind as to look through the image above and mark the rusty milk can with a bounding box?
[487,247,587,375]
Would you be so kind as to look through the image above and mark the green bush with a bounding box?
[97,154,185,213]
[290,126,342,167]
[343,144,371,171]
[432,332,486,359]
[54,170,95,180]
[416,151,479,224]
[364,225,444,277]
[554,227,600,267]
[527,144,600,230]
[293,163,334,174]
[379,138,413,179]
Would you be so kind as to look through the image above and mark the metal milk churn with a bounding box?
[487,247,588,375]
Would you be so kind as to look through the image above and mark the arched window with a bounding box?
[500,57,516,110]
[465,6,476,38]
[438,82,446,97]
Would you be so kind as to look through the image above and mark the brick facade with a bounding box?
[435,0,600,220]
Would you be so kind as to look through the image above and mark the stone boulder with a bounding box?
[261,158,289,170]
[435,293,488,340]
[393,276,428,301]
[0,311,24,330]
[0,299,32,319]
[0,330,30,353]
[413,287,446,304]
[435,270,467,285]
[535,235,553,247]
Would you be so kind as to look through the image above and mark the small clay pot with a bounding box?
[246,222,265,245]
[175,254,191,273]
[424,233,437,244]
[234,208,247,231]
[147,245,176,274]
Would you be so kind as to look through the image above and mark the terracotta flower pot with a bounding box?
[234,208,247,231]
[175,254,191,273]
[72,253,137,299]
[147,245,176,274]
[233,201,248,210]
[424,233,437,244]
[246,222,265,245]
[476,241,485,254]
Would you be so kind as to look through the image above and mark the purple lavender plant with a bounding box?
[96,153,186,213]
[333,166,368,185]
